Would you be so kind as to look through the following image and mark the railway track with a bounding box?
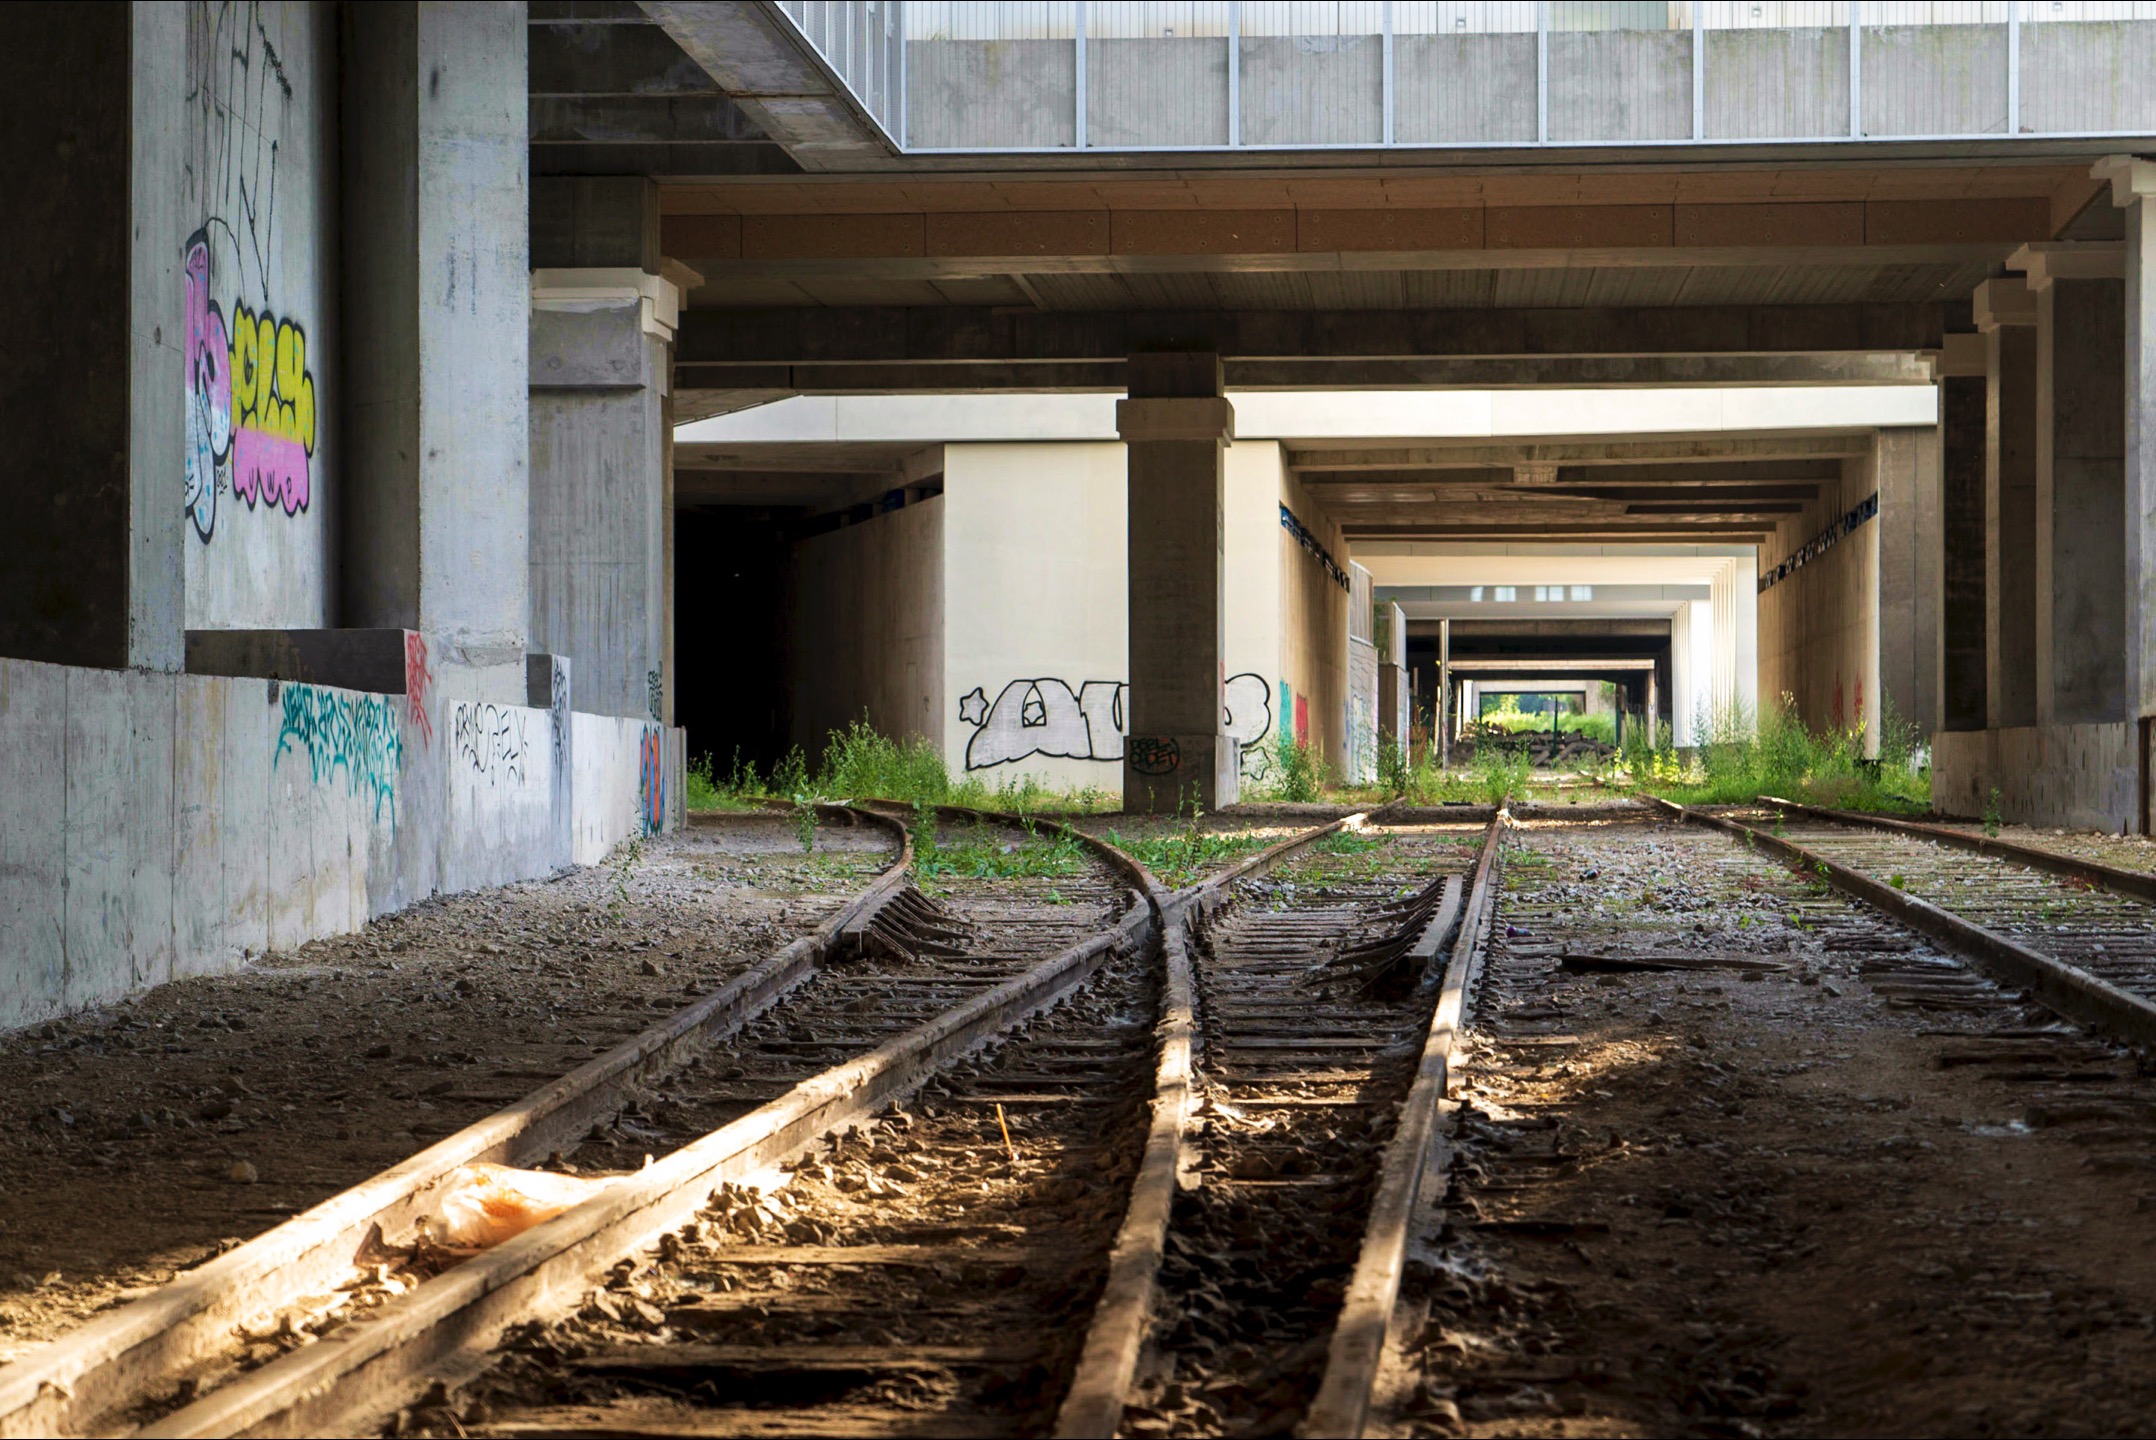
[1406,807,2156,1434]
[1643,796,2156,1046]
[11,800,1508,1439]
[0,805,924,1440]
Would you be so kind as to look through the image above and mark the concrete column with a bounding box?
[1118,353,1235,811]
[1874,427,1941,739]
[528,178,692,723]
[2097,158,2156,724]
[2018,244,2129,725]
[1979,278,2040,730]
[340,2,529,700]
[0,5,184,671]
[1937,336,1988,731]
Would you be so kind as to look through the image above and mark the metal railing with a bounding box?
[770,1,2156,152]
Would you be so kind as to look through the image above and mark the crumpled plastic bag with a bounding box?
[423,1163,606,1249]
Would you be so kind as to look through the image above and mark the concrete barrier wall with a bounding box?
[1932,722,2136,834]
[0,655,676,1032]
[897,21,2156,151]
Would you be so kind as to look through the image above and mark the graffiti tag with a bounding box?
[957,672,1274,776]
[404,633,433,748]
[183,3,315,543]
[959,679,1124,770]
[638,725,667,836]
[550,665,570,762]
[1128,736,1182,777]
[451,703,528,789]
[274,683,403,823]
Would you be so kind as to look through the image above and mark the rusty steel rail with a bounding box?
[1758,795,2156,905]
[137,809,1385,1439]
[0,804,913,1440]
[1055,806,1395,1439]
[1640,795,2156,1049]
[1301,807,1505,1439]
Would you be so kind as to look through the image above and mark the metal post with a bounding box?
[1536,1,1549,144]
[1849,0,1863,140]
[1075,0,1087,149]
[1382,0,1395,147]
[1691,0,1704,142]
[1228,0,1240,147]
[2007,1,2022,136]
[895,0,907,149]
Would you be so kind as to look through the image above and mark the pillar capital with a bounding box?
[1974,277,2036,332]
[530,263,702,343]
[2007,242,2126,292]
[2094,154,2156,208]
[1930,332,1986,379]
[1115,396,1235,443]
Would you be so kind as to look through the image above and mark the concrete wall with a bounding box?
[1089,38,1226,147]
[0,652,671,1032]
[895,19,2156,152]
[791,496,945,762]
[1705,27,1847,139]
[1395,34,1535,144]
[1281,471,1349,779]
[2020,21,2156,135]
[1549,30,1691,142]
[1240,35,1381,146]
[1863,23,2005,138]
[1757,455,1880,749]
[904,39,1074,149]
[943,445,1127,796]
[181,1,338,632]
[1933,723,2136,833]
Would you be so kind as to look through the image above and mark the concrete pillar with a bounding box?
[528,178,689,723]
[1937,335,1988,731]
[1875,427,1942,739]
[1979,278,2040,730]
[2103,158,2156,722]
[2018,244,2129,725]
[0,5,184,671]
[340,2,530,700]
[1118,353,1235,811]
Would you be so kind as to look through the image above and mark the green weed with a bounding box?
[1984,787,2003,838]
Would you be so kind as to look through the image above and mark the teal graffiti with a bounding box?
[274,683,404,823]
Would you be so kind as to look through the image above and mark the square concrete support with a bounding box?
[0,5,185,672]
[1876,427,1941,738]
[2104,159,2156,728]
[1980,280,2040,731]
[2026,254,2128,725]
[1118,353,1237,812]
[339,2,530,698]
[1938,362,1988,731]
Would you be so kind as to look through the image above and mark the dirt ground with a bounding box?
[1395,814,2156,1438]
[0,813,893,1359]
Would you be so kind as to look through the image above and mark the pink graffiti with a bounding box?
[231,426,311,514]
[404,633,434,748]
[184,234,232,542]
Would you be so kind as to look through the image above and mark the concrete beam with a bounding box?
[674,303,1952,367]
[670,353,1932,394]
[529,20,717,96]
[1289,436,1874,470]
[637,1,893,170]
[530,93,762,142]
